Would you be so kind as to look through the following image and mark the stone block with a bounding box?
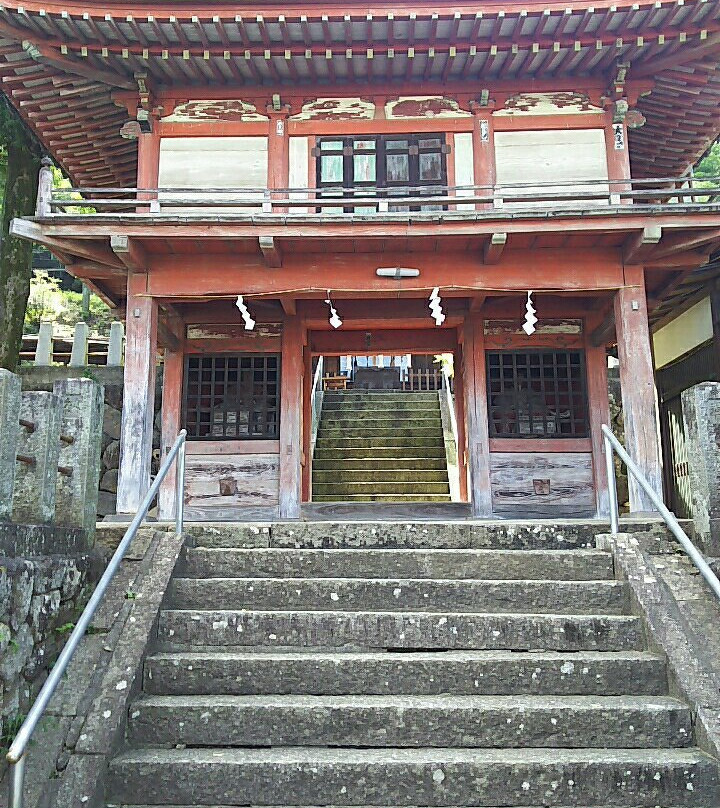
[0,369,21,521]
[12,391,62,525]
[53,378,104,537]
[681,381,720,555]
[101,440,119,469]
[102,404,121,440]
[96,491,117,518]
[99,469,118,493]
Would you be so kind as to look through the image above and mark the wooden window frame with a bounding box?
[182,352,281,441]
[486,349,590,439]
[314,133,448,212]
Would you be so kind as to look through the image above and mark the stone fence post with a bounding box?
[0,370,21,521]
[53,378,104,537]
[681,381,720,555]
[12,391,62,524]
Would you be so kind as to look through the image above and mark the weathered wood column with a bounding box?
[614,266,663,511]
[462,315,492,517]
[267,105,291,210]
[604,105,631,204]
[279,315,303,518]
[301,345,313,502]
[584,312,612,517]
[453,345,469,502]
[158,346,184,520]
[116,272,159,515]
[470,101,496,208]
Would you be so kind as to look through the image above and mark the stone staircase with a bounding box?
[107,521,720,807]
[312,391,451,502]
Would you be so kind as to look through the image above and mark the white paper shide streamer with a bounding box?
[522,290,537,335]
[235,295,256,331]
[429,287,445,327]
[325,290,343,329]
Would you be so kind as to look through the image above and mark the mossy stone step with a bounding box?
[313,469,450,484]
[313,481,451,495]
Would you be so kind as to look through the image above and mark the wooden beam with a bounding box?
[645,249,710,269]
[20,40,136,89]
[623,225,662,263]
[259,235,283,268]
[10,218,125,270]
[116,273,158,515]
[462,314,492,517]
[614,266,663,512]
[584,311,611,517]
[111,234,148,272]
[157,345,185,520]
[80,277,121,309]
[469,294,487,313]
[278,315,303,519]
[650,228,720,261]
[309,328,457,355]
[280,297,296,316]
[483,232,507,265]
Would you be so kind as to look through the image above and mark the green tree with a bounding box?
[695,140,720,181]
[0,93,43,371]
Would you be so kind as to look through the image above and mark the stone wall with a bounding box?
[607,367,630,509]
[0,554,98,762]
[19,366,163,519]
[681,381,720,555]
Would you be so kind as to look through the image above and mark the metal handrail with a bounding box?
[602,424,720,602]
[6,429,188,808]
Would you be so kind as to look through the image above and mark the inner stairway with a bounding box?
[312,390,451,502]
[108,521,720,807]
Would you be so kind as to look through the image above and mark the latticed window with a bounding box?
[183,354,280,440]
[315,134,448,212]
[486,350,589,438]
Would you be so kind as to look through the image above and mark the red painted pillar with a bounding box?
[604,108,631,205]
[614,266,663,511]
[301,342,313,502]
[136,130,160,211]
[470,102,496,209]
[584,312,611,517]
[453,345,469,502]
[267,105,291,211]
[462,315,492,517]
[116,272,158,515]
[158,346,185,520]
[279,315,303,518]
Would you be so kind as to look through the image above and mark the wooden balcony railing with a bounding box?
[37,174,720,218]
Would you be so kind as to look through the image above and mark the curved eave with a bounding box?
[0,0,718,186]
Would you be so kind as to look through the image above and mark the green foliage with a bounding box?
[695,141,720,180]
[24,270,112,336]
[1,713,25,753]
[54,622,75,634]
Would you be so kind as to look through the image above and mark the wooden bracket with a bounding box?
[259,235,283,268]
[10,218,124,270]
[623,225,662,263]
[111,234,148,272]
[483,232,507,265]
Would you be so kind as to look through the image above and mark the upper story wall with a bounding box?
[149,89,627,197]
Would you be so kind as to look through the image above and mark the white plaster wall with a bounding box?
[653,297,713,369]
[289,136,310,213]
[158,136,268,211]
[159,137,268,188]
[494,129,609,206]
[453,132,475,211]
